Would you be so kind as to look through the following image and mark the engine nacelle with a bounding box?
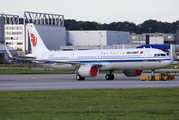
[123,70,143,77]
[78,65,99,77]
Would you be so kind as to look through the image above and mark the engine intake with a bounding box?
[123,70,143,77]
[78,65,99,77]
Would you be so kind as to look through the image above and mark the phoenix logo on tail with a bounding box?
[30,33,37,47]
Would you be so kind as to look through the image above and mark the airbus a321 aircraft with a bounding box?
[6,24,172,80]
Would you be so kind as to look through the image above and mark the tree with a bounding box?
[64,19,179,34]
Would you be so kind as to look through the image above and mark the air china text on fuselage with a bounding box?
[126,51,139,54]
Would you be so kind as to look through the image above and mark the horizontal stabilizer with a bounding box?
[5,46,36,60]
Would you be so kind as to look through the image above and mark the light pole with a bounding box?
[101,34,103,49]
[148,28,152,36]
[99,32,103,49]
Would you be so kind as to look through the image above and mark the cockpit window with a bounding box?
[160,54,166,56]
[154,53,166,57]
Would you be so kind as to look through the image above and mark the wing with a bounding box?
[32,59,104,67]
[5,46,36,60]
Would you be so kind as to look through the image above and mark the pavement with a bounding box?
[0,73,179,91]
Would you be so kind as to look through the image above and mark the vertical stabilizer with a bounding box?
[28,23,49,53]
[5,46,13,58]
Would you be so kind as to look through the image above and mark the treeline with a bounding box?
[64,19,179,34]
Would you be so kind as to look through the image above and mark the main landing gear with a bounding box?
[76,74,85,81]
[105,71,114,80]
[76,71,115,81]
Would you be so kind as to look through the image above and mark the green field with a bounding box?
[0,64,179,75]
[0,68,77,74]
[0,88,179,119]
[0,64,179,74]
[1,68,179,75]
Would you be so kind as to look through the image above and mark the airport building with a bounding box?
[0,14,24,50]
[0,11,131,53]
[130,33,176,45]
[0,11,178,57]
[24,12,66,53]
[67,31,129,46]
[5,24,24,50]
[62,30,130,50]
[0,12,66,54]
[0,44,17,64]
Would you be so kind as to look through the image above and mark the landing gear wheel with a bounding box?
[76,74,85,81]
[81,77,85,81]
[150,69,155,81]
[105,74,114,80]
[105,74,110,80]
[110,74,114,80]
[76,74,80,81]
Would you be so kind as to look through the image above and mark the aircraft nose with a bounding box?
[167,58,173,66]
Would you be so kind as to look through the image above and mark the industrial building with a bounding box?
[5,24,24,50]
[24,12,66,52]
[62,30,130,50]
[0,11,178,59]
[0,14,24,50]
[67,30,129,46]
[0,11,131,54]
[0,12,66,54]
[130,33,176,45]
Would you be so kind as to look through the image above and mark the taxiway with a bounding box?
[0,73,179,91]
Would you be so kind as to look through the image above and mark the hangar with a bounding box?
[67,31,130,46]
[24,12,66,52]
[0,12,66,54]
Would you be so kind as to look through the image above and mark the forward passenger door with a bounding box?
[143,50,150,62]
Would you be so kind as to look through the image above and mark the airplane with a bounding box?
[6,23,172,81]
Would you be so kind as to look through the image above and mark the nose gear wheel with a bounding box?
[105,74,114,80]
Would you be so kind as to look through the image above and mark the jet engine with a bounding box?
[123,70,143,77]
[78,65,99,77]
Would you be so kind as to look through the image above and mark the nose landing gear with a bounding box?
[105,71,114,80]
[151,69,155,81]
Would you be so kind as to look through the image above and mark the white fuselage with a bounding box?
[27,48,172,71]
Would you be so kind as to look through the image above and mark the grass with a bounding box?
[167,65,179,69]
[0,64,179,74]
[0,68,76,74]
[0,88,179,119]
[1,68,179,75]
[0,63,41,67]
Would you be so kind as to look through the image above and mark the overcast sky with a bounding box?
[0,0,178,24]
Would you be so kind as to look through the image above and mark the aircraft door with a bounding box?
[98,53,101,61]
[70,54,75,62]
[143,50,150,62]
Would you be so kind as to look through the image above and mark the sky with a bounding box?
[0,0,178,24]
